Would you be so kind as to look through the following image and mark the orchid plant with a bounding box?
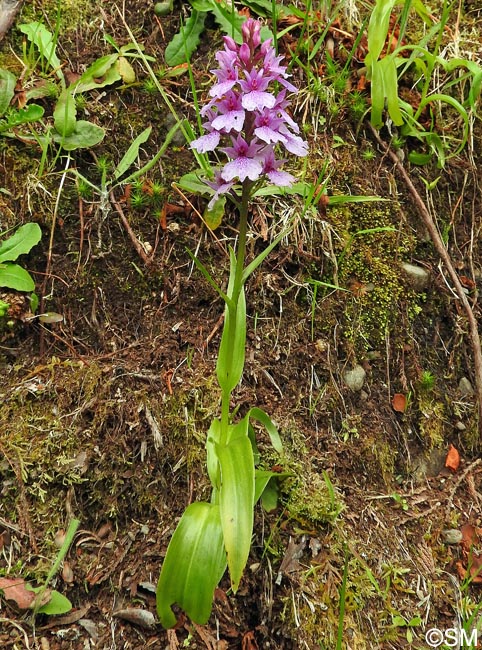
[156,18,307,628]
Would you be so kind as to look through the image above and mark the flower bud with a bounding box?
[239,43,250,65]
[223,35,237,51]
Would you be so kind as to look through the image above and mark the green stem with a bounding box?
[233,182,251,304]
[219,182,252,443]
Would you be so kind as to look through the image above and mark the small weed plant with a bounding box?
[0,223,42,318]
[365,0,481,166]
[156,18,307,627]
[0,22,150,159]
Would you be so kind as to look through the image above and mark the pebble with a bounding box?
[458,377,474,396]
[442,529,463,545]
[344,365,366,391]
[401,262,430,291]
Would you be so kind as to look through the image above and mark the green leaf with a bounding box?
[72,54,121,92]
[0,223,42,262]
[408,151,433,165]
[253,181,311,197]
[116,56,136,84]
[27,587,72,615]
[1,104,44,133]
[156,502,226,628]
[30,293,39,313]
[370,57,404,127]
[53,88,77,138]
[185,248,231,307]
[0,264,36,291]
[51,120,105,151]
[113,127,152,180]
[247,407,283,453]
[218,432,254,592]
[19,22,62,76]
[204,195,225,230]
[242,230,286,284]
[0,69,16,116]
[206,418,221,489]
[238,0,282,17]
[365,0,398,67]
[261,480,281,512]
[418,93,469,158]
[165,11,206,66]
[327,195,387,205]
[178,171,212,196]
[208,2,245,43]
[189,0,213,10]
[216,283,246,393]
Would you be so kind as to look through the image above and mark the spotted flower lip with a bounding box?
[190,17,307,196]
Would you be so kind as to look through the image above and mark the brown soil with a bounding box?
[1,2,482,649]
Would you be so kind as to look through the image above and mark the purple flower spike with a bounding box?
[242,18,261,49]
[190,18,308,194]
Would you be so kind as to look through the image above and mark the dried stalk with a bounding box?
[369,124,482,433]
[109,191,153,266]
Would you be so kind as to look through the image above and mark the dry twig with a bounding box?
[370,125,482,433]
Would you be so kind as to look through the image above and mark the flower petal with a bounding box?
[212,110,245,133]
[241,91,276,112]
[266,169,294,186]
[190,131,221,153]
[221,157,263,182]
[254,125,287,144]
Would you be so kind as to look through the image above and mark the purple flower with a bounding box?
[239,69,276,111]
[206,171,235,208]
[254,109,287,144]
[211,91,245,133]
[221,136,263,182]
[190,130,221,153]
[189,18,308,195]
[261,148,295,186]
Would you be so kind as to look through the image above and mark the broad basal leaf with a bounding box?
[19,22,62,77]
[204,195,225,230]
[52,120,105,151]
[116,56,136,84]
[178,171,212,196]
[27,586,72,615]
[73,54,120,93]
[0,264,36,292]
[165,11,206,67]
[218,433,254,592]
[0,69,16,116]
[209,2,244,44]
[0,223,41,263]
[156,502,226,628]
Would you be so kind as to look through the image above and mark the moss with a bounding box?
[332,203,418,355]
[285,469,344,527]
[0,355,221,558]
[417,396,446,448]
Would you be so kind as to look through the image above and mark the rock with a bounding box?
[458,377,474,396]
[401,262,430,291]
[442,529,463,545]
[344,365,366,391]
